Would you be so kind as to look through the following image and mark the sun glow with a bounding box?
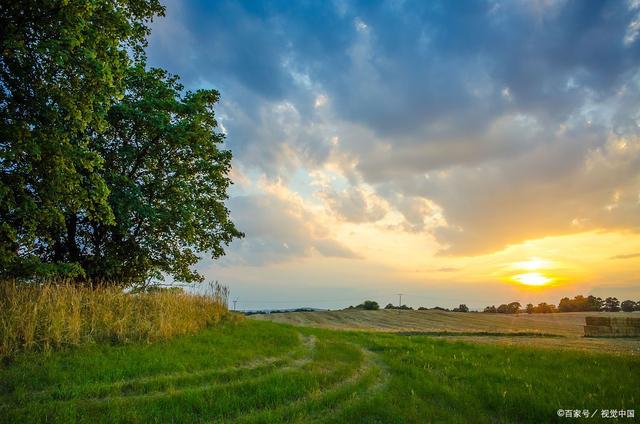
[513,272,552,286]
[508,257,555,286]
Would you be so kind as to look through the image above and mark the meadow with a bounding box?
[1,319,638,423]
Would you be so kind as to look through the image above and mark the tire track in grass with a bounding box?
[7,335,363,423]
[236,341,391,424]
[10,334,315,403]
[314,345,390,424]
[233,351,366,422]
[6,334,386,424]
[6,367,320,423]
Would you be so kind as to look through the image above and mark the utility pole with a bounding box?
[232,298,238,311]
[397,293,404,308]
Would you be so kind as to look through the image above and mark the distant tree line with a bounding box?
[244,308,318,316]
[342,295,640,314]
[483,295,640,314]
[344,301,472,312]
[483,302,522,314]
[384,303,469,312]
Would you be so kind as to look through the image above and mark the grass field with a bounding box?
[253,309,640,354]
[1,319,638,423]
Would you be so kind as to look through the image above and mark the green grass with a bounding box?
[1,320,638,423]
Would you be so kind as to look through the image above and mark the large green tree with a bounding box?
[0,0,164,278]
[1,1,243,284]
[85,65,243,284]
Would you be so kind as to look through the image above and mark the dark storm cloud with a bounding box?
[149,0,640,156]
[150,0,639,135]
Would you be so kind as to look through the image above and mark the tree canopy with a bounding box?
[1,1,243,284]
[558,295,603,312]
[87,65,243,284]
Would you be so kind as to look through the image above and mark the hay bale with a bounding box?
[609,317,640,327]
[584,324,640,337]
[585,316,610,326]
[612,326,640,336]
[584,325,613,337]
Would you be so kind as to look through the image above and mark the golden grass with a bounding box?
[0,281,237,357]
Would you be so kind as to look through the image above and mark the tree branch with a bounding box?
[127,135,160,179]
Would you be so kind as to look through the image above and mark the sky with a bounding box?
[147,0,640,310]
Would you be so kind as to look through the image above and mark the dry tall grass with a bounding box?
[0,281,236,357]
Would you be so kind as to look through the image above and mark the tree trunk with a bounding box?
[65,213,80,263]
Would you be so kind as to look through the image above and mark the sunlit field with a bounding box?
[254,309,640,354]
[1,320,637,423]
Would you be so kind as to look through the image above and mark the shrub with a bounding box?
[0,281,236,357]
[349,300,380,310]
[384,304,413,310]
[361,300,380,310]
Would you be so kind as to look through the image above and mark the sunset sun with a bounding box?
[508,257,556,286]
[513,272,552,286]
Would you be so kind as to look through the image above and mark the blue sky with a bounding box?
[147,0,640,310]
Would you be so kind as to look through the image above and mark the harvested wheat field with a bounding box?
[253,310,640,354]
